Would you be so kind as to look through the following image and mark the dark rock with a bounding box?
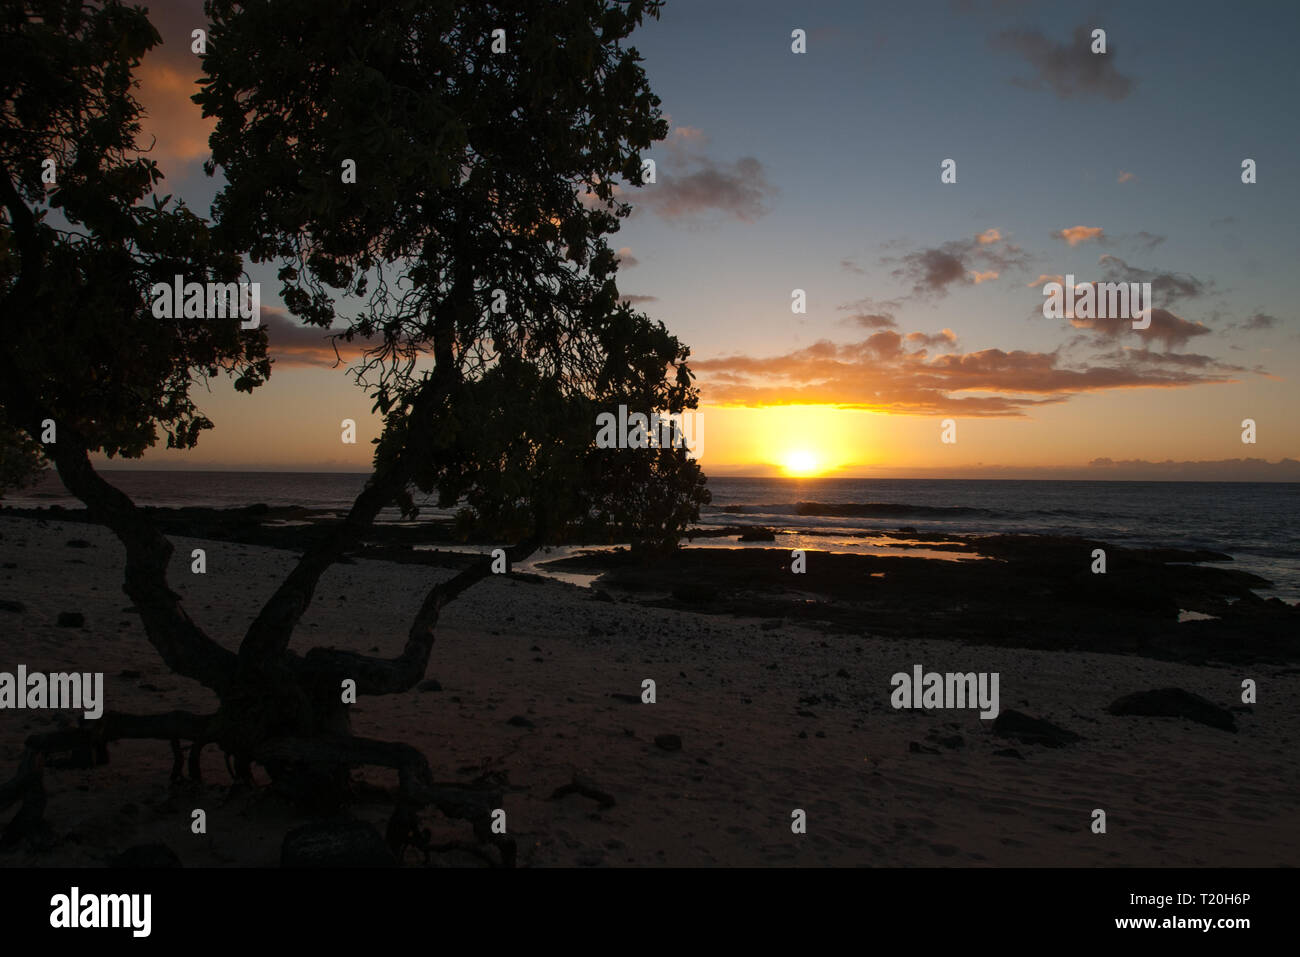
[417,678,442,692]
[506,715,535,728]
[593,589,614,603]
[1106,688,1237,733]
[109,843,181,868]
[927,731,964,749]
[118,669,142,679]
[56,612,85,628]
[65,539,92,548]
[908,741,941,754]
[835,668,850,679]
[550,774,616,808]
[672,583,717,603]
[281,818,396,867]
[610,693,641,704]
[992,710,1081,747]
[654,733,682,752]
[993,748,1025,760]
[0,600,24,613]
[737,527,776,542]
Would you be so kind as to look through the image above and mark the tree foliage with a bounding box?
[0,0,270,464]
[197,0,707,546]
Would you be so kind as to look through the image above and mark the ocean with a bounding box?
[6,471,1299,601]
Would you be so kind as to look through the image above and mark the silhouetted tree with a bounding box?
[1,0,705,864]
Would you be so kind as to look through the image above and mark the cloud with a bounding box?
[619,294,658,304]
[1132,231,1165,250]
[884,231,1026,298]
[905,329,959,350]
[128,0,217,175]
[840,259,866,275]
[669,125,707,144]
[1096,254,1210,305]
[1242,312,1280,330]
[992,25,1136,101]
[615,247,639,268]
[637,129,775,224]
[1091,347,1244,371]
[1027,273,1065,289]
[692,326,1238,417]
[261,308,375,367]
[837,296,901,330]
[1053,225,1104,246]
[135,62,215,168]
[1117,171,1136,184]
[1068,306,1211,350]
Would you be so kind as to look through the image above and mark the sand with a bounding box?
[1,514,1297,866]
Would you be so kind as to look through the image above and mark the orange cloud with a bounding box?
[1117,171,1136,184]
[976,228,1002,245]
[134,61,214,172]
[691,328,1241,417]
[970,270,999,284]
[1053,225,1105,246]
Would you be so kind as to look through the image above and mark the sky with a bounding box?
[107,0,1300,479]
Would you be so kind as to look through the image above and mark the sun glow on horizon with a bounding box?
[781,449,823,477]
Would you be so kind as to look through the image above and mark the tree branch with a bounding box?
[299,538,539,695]
[52,444,237,693]
[237,459,410,668]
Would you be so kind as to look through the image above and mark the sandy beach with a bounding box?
[1,512,1297,867]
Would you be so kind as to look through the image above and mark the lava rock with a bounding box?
[56,612,85,628]
[1106,687,1237,733]
[654,733,682,752]
[992,710,1081,747]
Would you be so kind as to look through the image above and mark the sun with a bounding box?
[782,449,821,477]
